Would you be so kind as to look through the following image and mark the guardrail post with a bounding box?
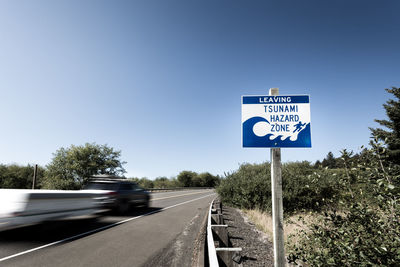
[211,212,224,225]
[212,225,229,248]
[216,248,243,267]
[217,250,230,267]
[208,199,242,267]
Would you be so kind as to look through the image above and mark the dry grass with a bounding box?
[243,209,316,245]
[243,209,274,239]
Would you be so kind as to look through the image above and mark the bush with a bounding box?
[217,163,271,210]
[283,166,340,213]
[288,202,400,266]
[288,141,400,266]
[217,161,340,213]
[153,177,171,188]
[129,177,155,189]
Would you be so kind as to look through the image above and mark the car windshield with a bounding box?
[84,182,119,191]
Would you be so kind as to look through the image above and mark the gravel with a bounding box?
[222,205,274,267]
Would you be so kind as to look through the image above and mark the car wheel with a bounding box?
[117,199,130,214]
[141,197,150,209]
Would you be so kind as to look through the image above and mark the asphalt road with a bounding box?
[0,189,216,267]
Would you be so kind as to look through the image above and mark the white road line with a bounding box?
[0,193,216,263]
[152,190,210,201]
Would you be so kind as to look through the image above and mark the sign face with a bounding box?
[242,95,311,148]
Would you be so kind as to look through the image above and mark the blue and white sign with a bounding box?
[242,95,311,148]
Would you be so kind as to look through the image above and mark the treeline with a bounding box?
[0,143,219,190]
[130,171,220,189]
[217,87,400,266]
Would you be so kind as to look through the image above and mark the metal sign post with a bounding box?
[269,88,285,267]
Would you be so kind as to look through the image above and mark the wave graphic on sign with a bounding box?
[243,117,312,147]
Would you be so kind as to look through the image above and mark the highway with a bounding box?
[0,189,216,267]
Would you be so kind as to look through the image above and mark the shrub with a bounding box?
[288,202,400,266]
[283,167,340,213]
[288,141,400,266]
[217,161,340,213]
[217,163,271,210]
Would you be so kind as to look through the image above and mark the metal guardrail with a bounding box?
[207,199,242,267]
[207,200,219,266]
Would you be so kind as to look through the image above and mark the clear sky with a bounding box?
[1,0,399,179]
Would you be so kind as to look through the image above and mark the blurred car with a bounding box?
[83,175,151,214]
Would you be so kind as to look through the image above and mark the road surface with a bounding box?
[0,189,216,267]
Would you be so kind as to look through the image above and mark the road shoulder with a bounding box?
[141,205,209,267]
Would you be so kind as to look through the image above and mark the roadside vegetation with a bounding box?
[217,87,400,266]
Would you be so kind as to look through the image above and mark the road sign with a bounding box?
[242,95,311,148]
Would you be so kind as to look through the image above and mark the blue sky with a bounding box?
[1,0,399,179]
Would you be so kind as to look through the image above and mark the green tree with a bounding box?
[191,174,204,187]
[197,172,220,187]
[177,170,197,187]
[138,178,154,189]
[168,178,181,188]
[43,143,126,189]
[314,160,322,169]
[322,151,337,168]
[370,87,400,164]
[153,177,170,188]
